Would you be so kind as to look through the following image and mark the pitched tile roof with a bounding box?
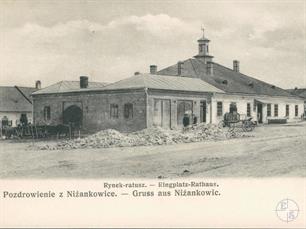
[101,73,224,93]
[32,81,109,95]
[287,88,306,99]
[157,58,297,97]
[0,86,36,112]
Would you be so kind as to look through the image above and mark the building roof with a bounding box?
[157,58,297,98]
[287,88,306,99]
[101,73,224,93]
[32,81,109,95]
[0,86,36,112]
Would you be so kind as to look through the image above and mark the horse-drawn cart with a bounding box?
[219,112,256,132]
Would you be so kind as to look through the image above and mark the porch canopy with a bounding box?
[254,99,272,104]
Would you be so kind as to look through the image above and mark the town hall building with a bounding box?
[31,32,304,132]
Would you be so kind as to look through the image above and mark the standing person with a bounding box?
[183,113,190,129]
[193,115,198,125]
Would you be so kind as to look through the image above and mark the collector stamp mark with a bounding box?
[275,199,299,222]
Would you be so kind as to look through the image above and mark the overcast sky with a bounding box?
[0,0,305,89]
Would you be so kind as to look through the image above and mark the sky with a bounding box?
[0,0,305,89]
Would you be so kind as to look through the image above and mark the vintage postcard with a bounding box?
[0,0,305,228]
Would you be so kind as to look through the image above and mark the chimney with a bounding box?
[233,60,240,72]
[177,61,184,76]
[80,76,89,88]
[150,65,157,74]
[35,80,41,90]
[206,61,214,75]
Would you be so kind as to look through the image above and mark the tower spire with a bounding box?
[194,27,214,64]
[201,26,205,39]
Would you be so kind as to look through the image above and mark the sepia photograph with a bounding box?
[0,0,305,227]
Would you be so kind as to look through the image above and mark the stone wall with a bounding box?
[32,90,147,132]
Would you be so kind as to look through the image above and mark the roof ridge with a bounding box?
[58,80,65,93]
[213,62,280,87]
[101,74,144,89]
[0,85,36,89]
[58,80,107,83]
[142,74,148,88]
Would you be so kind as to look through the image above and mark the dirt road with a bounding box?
[0,122,305,178]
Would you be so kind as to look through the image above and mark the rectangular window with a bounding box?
[124,103,133,119]
[286,104,289,117]
[274,104,278,117]
[217,102,223,116]
[110,104,119,119]
[267,104,271,117]
[43,106,51,121]
[247,103,251,117]
[295,105,298,117]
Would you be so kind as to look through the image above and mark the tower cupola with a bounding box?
[194,27,214,64]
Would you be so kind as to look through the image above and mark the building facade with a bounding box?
[157,32,304,124]
[31,34,304,132]
[32,75,223,132]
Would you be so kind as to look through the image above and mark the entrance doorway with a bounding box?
[200,101,206,123]
[257,103,263,123]
[63,105,83,128]
[177,100,193,126]
[153,99,171,128]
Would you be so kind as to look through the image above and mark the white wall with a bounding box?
[211,94,254,124]
[262,101,304,122]
[211,93,304,124]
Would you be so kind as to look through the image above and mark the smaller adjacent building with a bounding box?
[0,84,38,128]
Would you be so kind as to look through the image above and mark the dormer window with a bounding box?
[248,82,254,87]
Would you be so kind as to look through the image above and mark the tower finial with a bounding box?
[201,25,205,38]
[195,26,213,63]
